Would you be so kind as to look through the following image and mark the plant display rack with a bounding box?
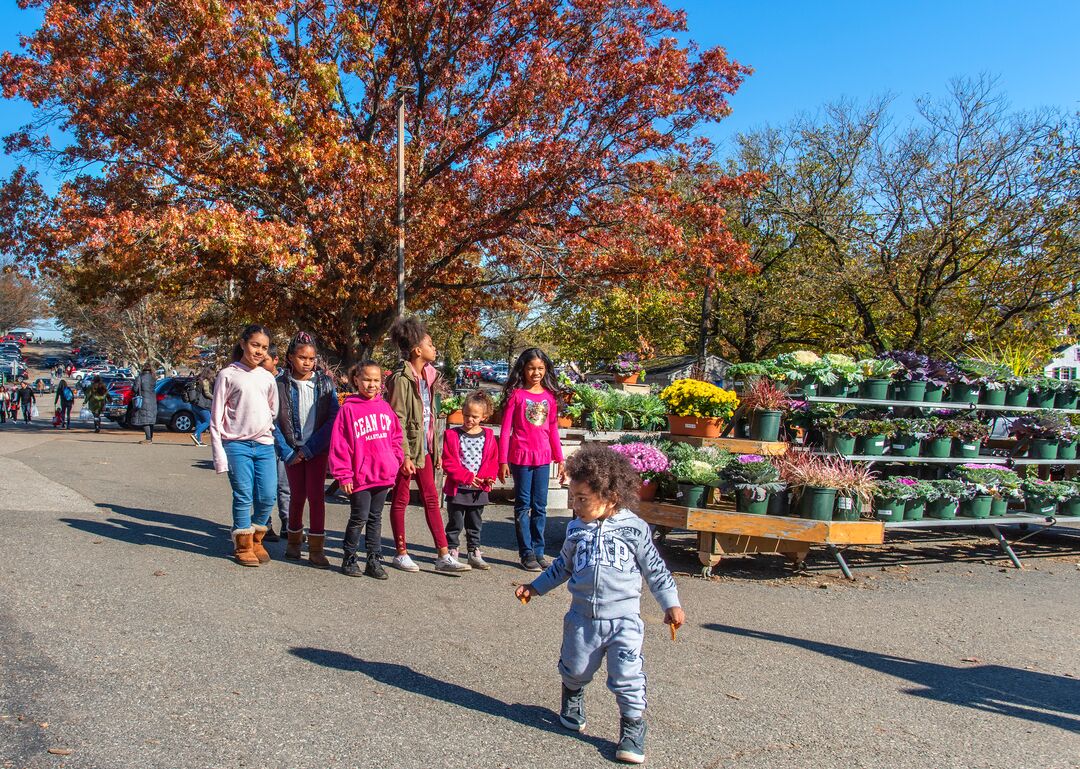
[805,395,1080,415]
[667,434,789,456]
[637,500,884,579]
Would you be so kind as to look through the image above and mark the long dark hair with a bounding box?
[503,347,560,399]
[231,324,273,362]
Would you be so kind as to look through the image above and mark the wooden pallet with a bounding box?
[638,500,883,577]
[666,435,789,456]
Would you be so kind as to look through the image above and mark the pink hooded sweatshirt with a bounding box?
[328,394,404,491]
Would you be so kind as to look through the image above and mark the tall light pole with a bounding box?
[395,85,416,318]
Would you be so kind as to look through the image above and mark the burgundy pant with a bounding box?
[389,455,447,553]
[285,453,328,535]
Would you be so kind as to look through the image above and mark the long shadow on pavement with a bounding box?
[704,623,1080,733]
[61,503,234,559]
[288,646,611,755]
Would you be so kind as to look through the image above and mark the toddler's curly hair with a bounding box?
[462,389,493,418]
[565,443,641,510]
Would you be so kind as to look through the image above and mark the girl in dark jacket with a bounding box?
[274,332,339,568]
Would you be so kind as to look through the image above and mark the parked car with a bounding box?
[104,379,136,427]
[33,378,54,393]
[154,376,198,432]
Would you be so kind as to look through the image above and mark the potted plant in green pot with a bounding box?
[740,378,792,442]
[1058,481,1080,517]
[851,417,896,456]
[817,416,858,455]
[820,353,862,397]
[955,463,1020,516]
[953,358,1007,405]
[774,351,831,396]
[880,351,931,401]
[1055,380,1079,410]
[922,417,953,458]
[834,461,878,521]
[610,442,670,502]
[901,478,935,520]
[725,454,784,514]
[1020,476,1068,516]
[1058,416,1079,460]
[856,358,901,400]
[926,479,965,520]
[659,379,740,438]
[924,359,959,403]
[890,418,932,457]
[1026,376,1060,409]
[873,477,920,522]
[669,457,718,508]
[1009,410,1067,460]
[942,418,989,458]
[778,452,847,521]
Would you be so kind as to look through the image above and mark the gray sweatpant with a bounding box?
[558,612,646,719]
[276,458,290,531]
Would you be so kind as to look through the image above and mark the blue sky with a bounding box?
[1,0,1078,181]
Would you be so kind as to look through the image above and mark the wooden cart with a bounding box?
[637,500,885,579]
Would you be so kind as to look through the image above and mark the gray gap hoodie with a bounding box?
[530,509,680,619]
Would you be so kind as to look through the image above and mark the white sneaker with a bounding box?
[468,549,491,570]
[391,553,420,572]
[434,553,472,573]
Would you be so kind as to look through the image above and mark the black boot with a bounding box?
[341,554,362,577]
[365,555,388,580]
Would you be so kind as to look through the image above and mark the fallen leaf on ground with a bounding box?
[153,570,166,577]
[47,748,73,756]
[961,657,980,663]
[38,722,48,728]
[724,692,744,700]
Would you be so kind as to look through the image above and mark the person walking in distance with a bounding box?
[54,379,75,429]
[385,317,470,573]
[85,376,108,433]
[259,345,289,542]
[210,325,279,567]
[274,332,339,568]
[17,381,35,423]
[130,363,158,443]
[187,366,215,447]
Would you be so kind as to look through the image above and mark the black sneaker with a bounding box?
[536,554,551,569]
[341,555,362,577]
[365,556,388,580]
[615,717,646,764]
[559,685,586,731]
[521,556,542,572]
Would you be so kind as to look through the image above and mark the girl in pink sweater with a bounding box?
[328,361,404,579]
[498,348,565,572]
[210,324,279,567]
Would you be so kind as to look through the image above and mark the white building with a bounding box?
[1045,343,1080,381]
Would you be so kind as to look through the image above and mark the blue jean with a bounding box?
[192,406,211,442]
[511,463,550,559]
[223,440,277,531]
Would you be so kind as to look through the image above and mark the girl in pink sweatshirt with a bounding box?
[328,361,404,579]
[498,348,565,572]
[210,324,279,567]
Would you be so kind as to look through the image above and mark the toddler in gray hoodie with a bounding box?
[516,444,685,765]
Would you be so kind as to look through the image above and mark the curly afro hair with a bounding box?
[565,443,641,511]
[389,316,430,357]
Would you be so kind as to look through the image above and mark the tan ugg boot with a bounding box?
[285,529,304,560]
[251,524,271,564]
[232,528,259,567]
[307,533,331,570]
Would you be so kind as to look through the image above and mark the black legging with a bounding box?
[60,402,73,429]
[143,424,154,441]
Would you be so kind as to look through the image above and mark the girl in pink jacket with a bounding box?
[498,348,565,572]
[328,361,404,579]
[441,391,500,570]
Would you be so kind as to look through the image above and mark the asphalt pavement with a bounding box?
[1,363,1079,767]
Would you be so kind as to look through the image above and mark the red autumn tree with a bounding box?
[1,0,755,363]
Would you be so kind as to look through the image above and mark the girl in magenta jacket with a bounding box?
[498,348,565,572]
[442,391,500,570]
[328,361,404,579]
